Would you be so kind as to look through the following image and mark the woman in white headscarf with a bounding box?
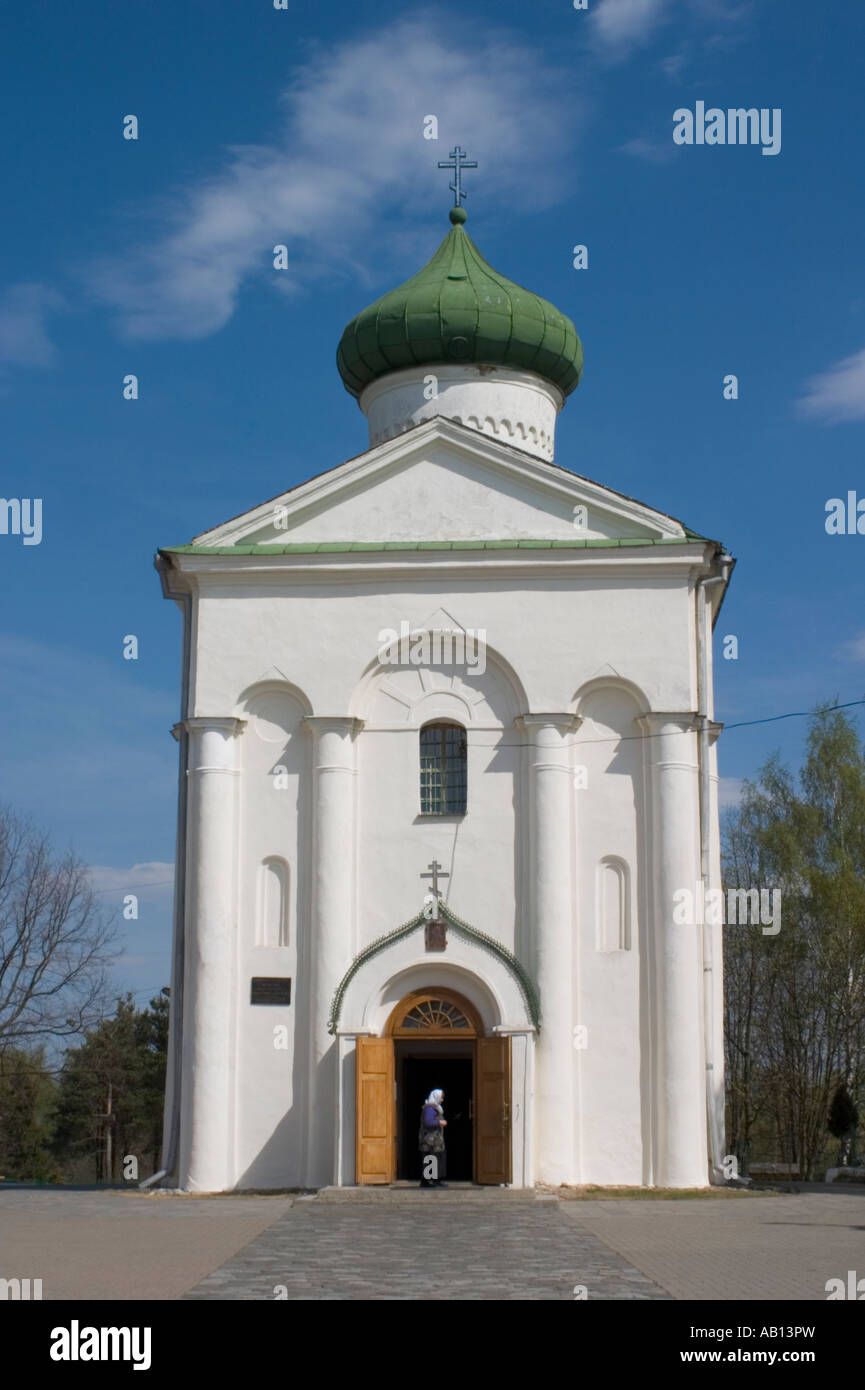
[418,1088,448,1188]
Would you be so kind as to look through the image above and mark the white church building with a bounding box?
[155,201,734,1192]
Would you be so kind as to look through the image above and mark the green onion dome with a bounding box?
[337,207,583,400]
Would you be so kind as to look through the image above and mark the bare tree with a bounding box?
[0,808,118,1049]
[723,790,786,1175]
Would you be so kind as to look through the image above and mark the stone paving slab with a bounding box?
[0,1188,295,1300]
[182,1198,671,1301]
[6,1185,861,1302]
[558,1190,865,1301]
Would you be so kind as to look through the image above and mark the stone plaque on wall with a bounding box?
[250,977,292,1005]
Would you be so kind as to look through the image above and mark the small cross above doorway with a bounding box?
[421,859,449,898]
[421,860,449,950]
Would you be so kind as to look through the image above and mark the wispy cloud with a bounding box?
[591,0,750,63]
[840,632,865,662]
[0,283,64,369]
[88,14,581,342]
[659,48,688,77]
[0,633,177,849]
[620,135,676,163]
[0,634,174,735]
[591,0,670,58]
[798,347,865,423]
[88,863,175,896]
[718,777,744,809]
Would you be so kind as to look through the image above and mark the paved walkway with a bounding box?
[0,1188,294,1301]
[558,1188,865,1302]
[182,1195,669,1301]
[3,1184,863,1301]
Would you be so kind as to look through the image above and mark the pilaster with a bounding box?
[179,715,246,1191]
[638,711,707,1186]
[518,713,581,1184]
[304,716,364,1186]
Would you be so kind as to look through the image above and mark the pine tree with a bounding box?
[827,1083,859,1166]
[0,1047,60,1181]
[51,995,168,1182]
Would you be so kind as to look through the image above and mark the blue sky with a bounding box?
[1,0,863,1012]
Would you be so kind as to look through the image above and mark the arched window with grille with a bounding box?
[387,990,481,1036]
[419,722,467,815]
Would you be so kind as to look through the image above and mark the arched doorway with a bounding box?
[390,990,479,1185]
[355,988,511,1186]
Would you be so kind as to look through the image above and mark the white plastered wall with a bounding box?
[173,545,709,1189]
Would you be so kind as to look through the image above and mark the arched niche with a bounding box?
[256,856,289,947]
[571,674,649,728]
[236,677,313,733]
[597,855,631,953]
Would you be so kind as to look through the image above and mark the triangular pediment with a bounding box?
[192,419,691,548]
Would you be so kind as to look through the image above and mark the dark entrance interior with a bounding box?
[395,1041,473,1181]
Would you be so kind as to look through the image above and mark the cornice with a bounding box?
[303,715,365,736]
[635,711,699,734]
[159,543,715,589]
[516,713,583,731]
[182,716,247,736]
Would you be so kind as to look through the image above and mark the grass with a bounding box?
[543,1184,774,1200]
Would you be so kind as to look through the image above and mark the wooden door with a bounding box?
[475,1036,511,1185]
[356,1036,395,1184]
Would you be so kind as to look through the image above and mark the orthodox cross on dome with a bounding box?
[421,859,450,899]
[437,146,478,207]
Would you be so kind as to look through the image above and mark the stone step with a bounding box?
[314,1184,551,1203]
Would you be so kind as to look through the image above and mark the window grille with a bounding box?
[419,723,467,815]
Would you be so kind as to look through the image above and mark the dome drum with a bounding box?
[337,210,582,460]
[360,363,563,460]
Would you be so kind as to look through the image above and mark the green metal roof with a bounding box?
[160,533,706,557]
[337,207,583,399]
